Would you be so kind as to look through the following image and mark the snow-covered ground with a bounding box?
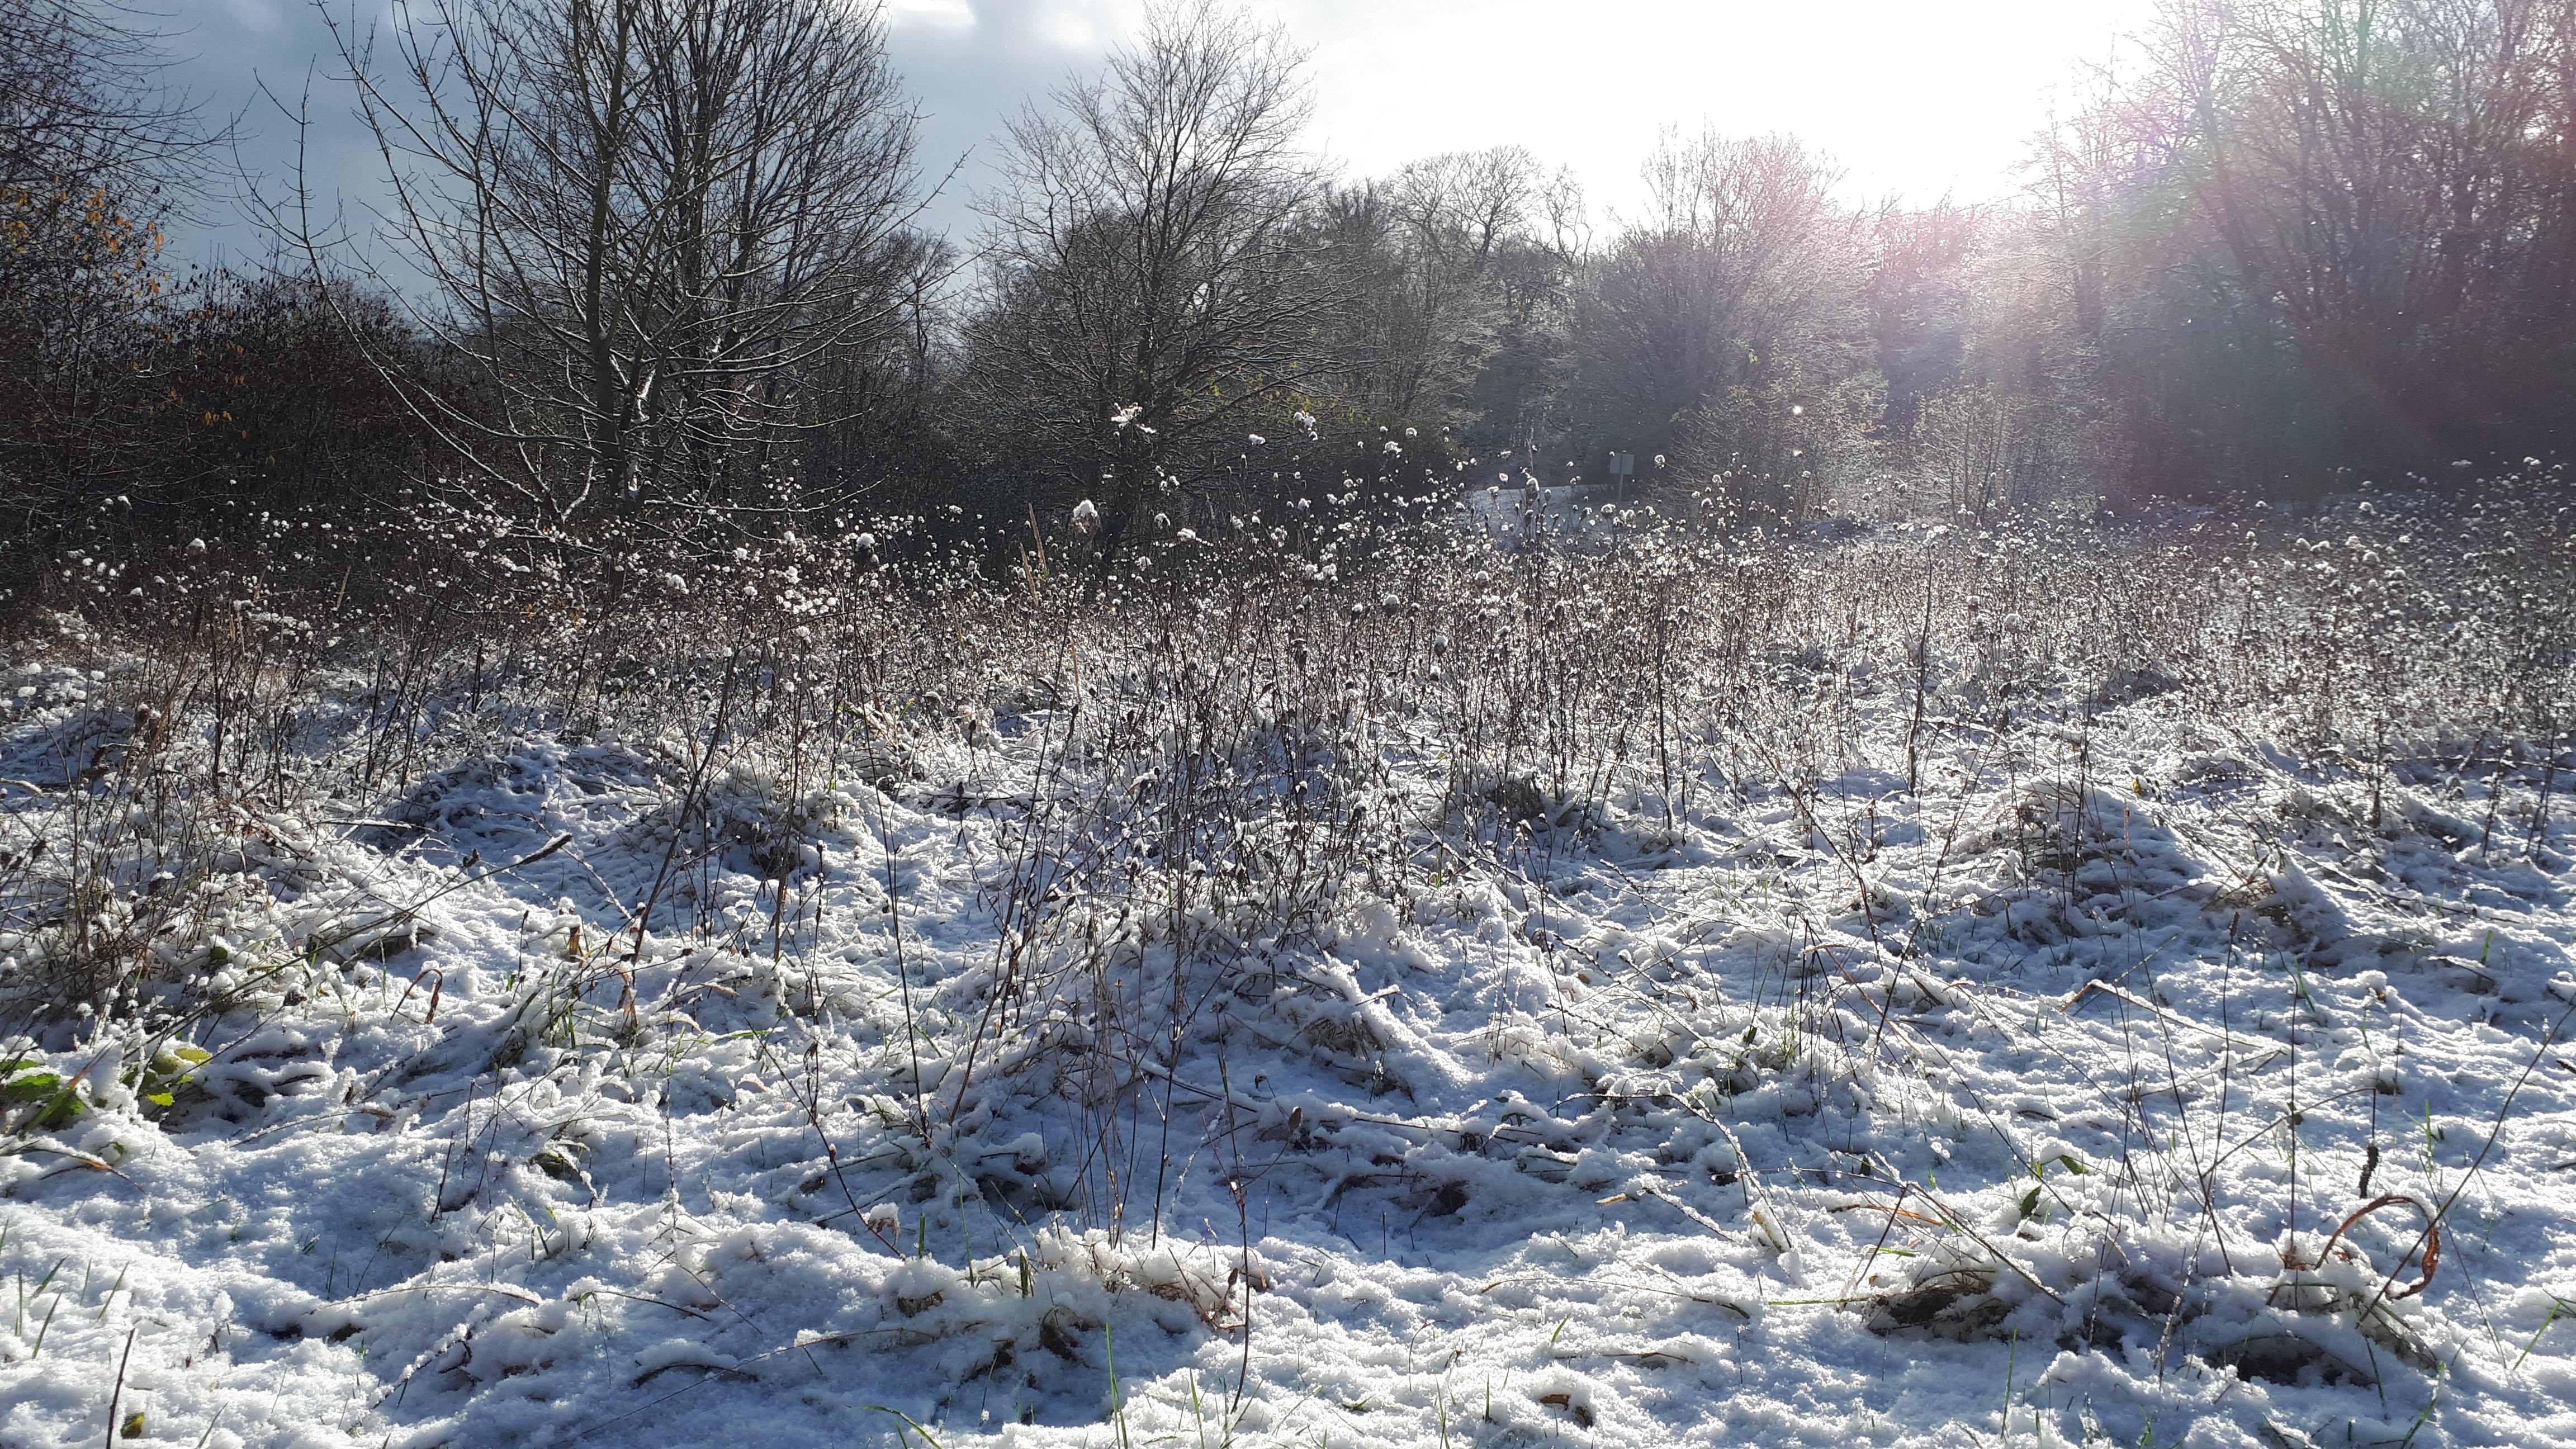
[2,513,2572,1448]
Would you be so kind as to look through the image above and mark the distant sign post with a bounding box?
[1609,451,1633,504]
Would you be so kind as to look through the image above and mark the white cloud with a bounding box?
[219,0,289,35]
[883,0,978,27]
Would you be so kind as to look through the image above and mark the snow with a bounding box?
[1,517,2573,1448]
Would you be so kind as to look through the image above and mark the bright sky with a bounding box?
[891,0,2158,225]
[177,0,2158,264]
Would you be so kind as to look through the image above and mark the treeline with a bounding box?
[8,0,2576,610]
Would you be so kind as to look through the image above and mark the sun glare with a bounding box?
[1282,0,2153,210]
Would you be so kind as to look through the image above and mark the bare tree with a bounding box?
[1327,146,1562,428]
[0,2,207,530]
[1571,130,1873,513]
[2031,0,2576,490]
[326,0,928,541]
[960,0,1336,570]
[0,1,202,201]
